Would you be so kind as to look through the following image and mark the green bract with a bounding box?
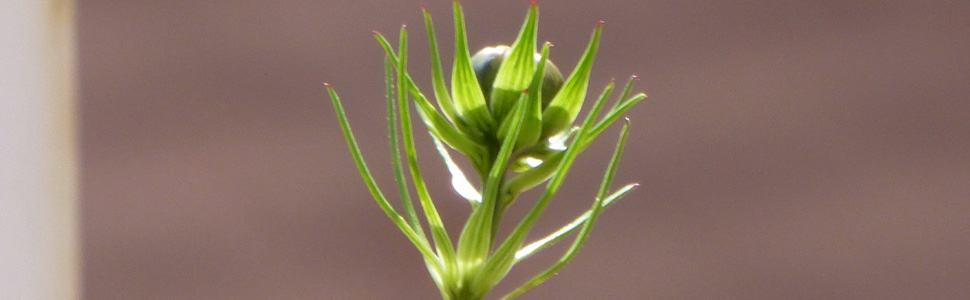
[325,1,646,299]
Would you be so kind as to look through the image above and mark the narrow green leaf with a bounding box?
[541,22,604,139]
[452,0,494,136]
[396,26,458,277]
[513,183,638,263]
[324,83,440,270]
[607,75,638,115]
[373,32,397,60]
[386,58,426,239]
[587,93,646,144]
[504,120,633,300]
[489,2,537,119]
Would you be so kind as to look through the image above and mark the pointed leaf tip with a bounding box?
[371,30,378,35]
[324,82,331,87]
[421,3,427,9]
[631,75,639,80]
[531,0,537,6]
[598,20,605,26]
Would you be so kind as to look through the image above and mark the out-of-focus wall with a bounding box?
[1,1,78,299]
[80,1,970,299]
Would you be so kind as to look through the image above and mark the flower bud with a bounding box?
[471,45,564,112]
[471,45,566,154]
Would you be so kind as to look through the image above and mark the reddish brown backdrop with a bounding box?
[80,0,970,299]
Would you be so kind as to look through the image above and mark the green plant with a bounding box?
[325,1,646,299]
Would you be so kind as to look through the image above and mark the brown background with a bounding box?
[80,0,970,299]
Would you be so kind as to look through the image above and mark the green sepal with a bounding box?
[515,42,553,152]
[489,2,538,120]
[423,6,484,143]
[452,1,494,136]
[541,22,603,139]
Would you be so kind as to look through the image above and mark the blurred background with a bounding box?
[79,0,970,299]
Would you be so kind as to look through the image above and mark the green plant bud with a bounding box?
[473,45,564,153]
[329,2,645,298]
[471,46,564,111]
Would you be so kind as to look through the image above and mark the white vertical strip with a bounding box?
[0,0,79,300]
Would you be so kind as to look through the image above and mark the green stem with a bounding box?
[488,175,508,244]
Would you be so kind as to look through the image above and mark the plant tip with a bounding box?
[631,74,639,80]
[324,82,331,87]
[333,4,646,297]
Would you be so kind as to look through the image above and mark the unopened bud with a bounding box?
[471,45,564,113]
